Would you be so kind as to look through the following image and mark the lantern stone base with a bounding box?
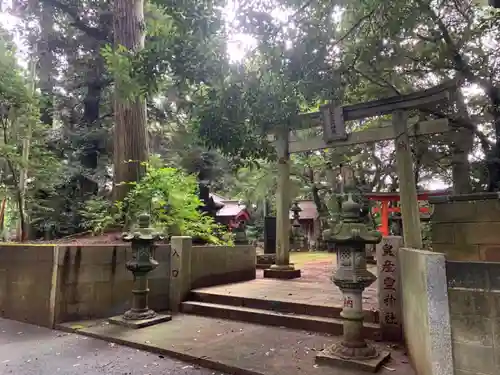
[315,344,391,373]
[263,267,301,279]
[108,313,172,329]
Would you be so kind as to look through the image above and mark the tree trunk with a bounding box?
[305,166,329,249]
[451,90,473,194]
[37,1,54,127]
[112,0,148,202]
[79,55,105,197]
[486,85,500,191]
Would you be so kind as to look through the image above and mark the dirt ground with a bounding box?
[11,231,169,245]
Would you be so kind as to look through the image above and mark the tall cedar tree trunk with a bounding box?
[79,52,105,197]
[25,1,55,240]
[38,1,54,127]
[112,0,148,202]
[486,86,500,191]
[452,90,473,194]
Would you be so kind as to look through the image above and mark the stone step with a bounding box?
[190,290,379,324]
[181,301,381,339]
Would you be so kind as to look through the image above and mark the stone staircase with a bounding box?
[181,286,381,340]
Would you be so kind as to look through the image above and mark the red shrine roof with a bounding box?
[218,203,247,217]
[210,193,228,203]
[210,194,248,218]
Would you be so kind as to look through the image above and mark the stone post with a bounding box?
[376,236,403,342]
[109,213,172,328]
[316,194,390,372]
[169,236,192,312]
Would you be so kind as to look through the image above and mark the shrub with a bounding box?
[81,164,232,245]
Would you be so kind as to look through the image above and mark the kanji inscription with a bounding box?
[383,294,397,307]
[376,236,403,341]
[381,260,396,273]
[382,242,395,257]
[344,296,354,308]
[383,276,396,291]
[384,311,398,325]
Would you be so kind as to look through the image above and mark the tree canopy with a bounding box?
[0,0,498,240]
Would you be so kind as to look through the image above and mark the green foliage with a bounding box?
[19,0,233,238]
[17,0,500,242]
[0,29,64,237]
[79,196,123,235]
[101,3,176,101]
[81,164,232,245]
[102,0,227,101]
[101,43,143,101]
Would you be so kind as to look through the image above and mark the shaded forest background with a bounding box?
[0,0,498,241]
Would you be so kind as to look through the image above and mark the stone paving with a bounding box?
[251,253,379,311]
[0,318,227,375]
[59,314,414,375]
[46,253,399,375]
[194,277,379,312]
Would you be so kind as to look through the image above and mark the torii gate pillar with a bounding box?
[263,128,301,279]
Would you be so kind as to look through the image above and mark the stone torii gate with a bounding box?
[264,81,455,279]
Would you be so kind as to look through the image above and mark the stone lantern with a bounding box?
[290,201,303,250]
[316,194,390,372]
[233,220,248,244]
[291,201,302,235]
[109,213,172,328]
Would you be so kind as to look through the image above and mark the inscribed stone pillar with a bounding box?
[169,236,192,312]
[376,236,403,342]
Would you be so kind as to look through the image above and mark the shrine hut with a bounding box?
[210,194,251,229]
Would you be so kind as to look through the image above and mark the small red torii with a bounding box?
[366,190,448,236]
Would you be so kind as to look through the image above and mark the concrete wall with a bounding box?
[189,245,255,288]
[446,261,500,375]
[0,240,256,327]
[431,199,500,261]
[399,248,453,375]
[0,244,56,327]
[54,245,171,323]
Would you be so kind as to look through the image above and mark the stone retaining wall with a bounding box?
[431,199,500,261]
[190,244,255,288]
[168,238,255,312]
[0,240,255,327]
[446,260,500,375]
[399,247,500,375]
[54,245,171,323]
[0,244,56,327]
